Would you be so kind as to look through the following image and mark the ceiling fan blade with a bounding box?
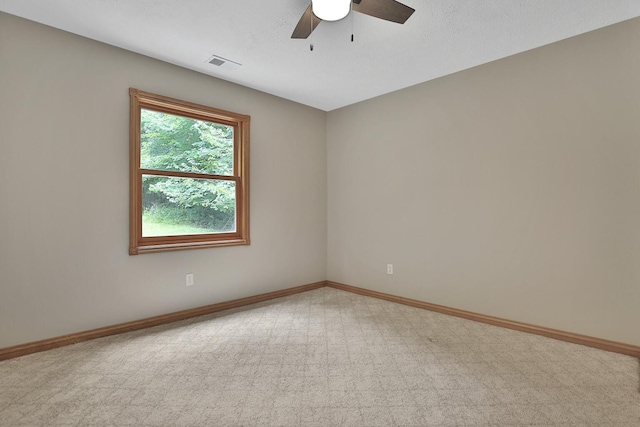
[291,4,322,39]
[352,0,415,24]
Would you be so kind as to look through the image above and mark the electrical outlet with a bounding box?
[186,273,194,286]
[387,264,394,275]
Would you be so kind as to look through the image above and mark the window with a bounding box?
[129,88,250,254]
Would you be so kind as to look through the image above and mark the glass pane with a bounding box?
[140,109,234,176]
[142,175,236,237]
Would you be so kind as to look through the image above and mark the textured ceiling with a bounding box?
[1,0,639,111]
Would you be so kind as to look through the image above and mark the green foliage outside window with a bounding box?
[140,109,236,236]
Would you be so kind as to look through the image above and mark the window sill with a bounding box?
[130,238,250,255]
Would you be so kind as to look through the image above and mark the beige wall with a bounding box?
[328,18,640,345]
[0,13,327,348]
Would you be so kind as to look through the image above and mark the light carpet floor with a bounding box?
[0,287,639,426]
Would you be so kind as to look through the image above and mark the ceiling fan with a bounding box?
[291,0,415,39]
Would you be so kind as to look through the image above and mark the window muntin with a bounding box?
[130,88,250,254]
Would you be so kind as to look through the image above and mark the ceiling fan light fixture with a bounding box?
[312,0,351,21]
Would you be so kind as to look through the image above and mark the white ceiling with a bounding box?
[1,0,639,111]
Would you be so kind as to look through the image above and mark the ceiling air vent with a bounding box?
[206,55,241,70]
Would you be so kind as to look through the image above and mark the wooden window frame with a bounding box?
[129,88,250,255]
